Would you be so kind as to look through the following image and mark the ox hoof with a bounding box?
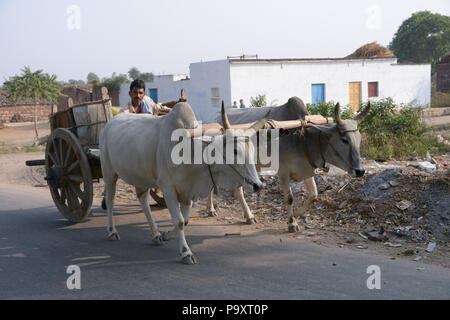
[208,210,218,217]
[246,216,257,224]
[108,232,120,241]
[288,224,300,233]
[181,254,198,265]
[152,234,165,246]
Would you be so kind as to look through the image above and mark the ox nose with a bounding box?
[253,183,262,192]
[355,168,365,177]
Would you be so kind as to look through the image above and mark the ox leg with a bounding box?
[279,175,299,233]
[136,187,164,246]
[104,173,120,240]
[304,177,318,205]
[206,189,218,217]
[235,186,257,224]
[162,201,192,241]
[295,177,319,217]
[163,189,197,265]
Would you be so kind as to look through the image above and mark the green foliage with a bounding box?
[355,98,444,159]
[389,11,450,71]
[128,67,140,80]
[87,72,100,83]
[3,66,63,104]
[101,73,129,93]
[66,79,85,86]
[139,72,154,82]
[306,101,355,119]
[128,67,154,82]
[250,94,267,107]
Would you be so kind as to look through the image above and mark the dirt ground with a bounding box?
[0,121,449,268]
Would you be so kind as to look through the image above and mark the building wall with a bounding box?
[119,58,431,122]
[0,104,53,122]
[229,58,430,109]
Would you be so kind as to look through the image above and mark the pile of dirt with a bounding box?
[345,42,396,59]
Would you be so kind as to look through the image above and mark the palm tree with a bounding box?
[3,66,62,141]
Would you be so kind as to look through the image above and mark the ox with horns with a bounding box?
[206,97,370,233]
[99,102,269,264]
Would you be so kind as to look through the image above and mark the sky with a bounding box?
[0,0,448,84]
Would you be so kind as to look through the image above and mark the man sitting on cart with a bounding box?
[125,79,186,115]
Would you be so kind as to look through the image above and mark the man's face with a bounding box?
[129,87,145,105]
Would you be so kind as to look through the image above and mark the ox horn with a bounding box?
[334,103,344,127]
[353,102,371,123]
[221,101,231,130]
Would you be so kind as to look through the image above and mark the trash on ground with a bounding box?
[396,200,412,211]
[425,242,436,253]
[418,161,436,172]
[356,245,368,249]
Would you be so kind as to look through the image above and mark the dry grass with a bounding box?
[346,42,396,59]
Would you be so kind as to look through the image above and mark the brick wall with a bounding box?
[0,104,53,122]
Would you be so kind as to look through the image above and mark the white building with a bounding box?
[119,57,431,123]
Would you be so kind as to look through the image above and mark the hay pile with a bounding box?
[346,42,396,59]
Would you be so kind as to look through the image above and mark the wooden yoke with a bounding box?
[186,115,333,137]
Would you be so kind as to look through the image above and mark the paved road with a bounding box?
[0,183,448,300]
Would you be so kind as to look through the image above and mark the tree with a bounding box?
[140,72,154,82]
[250,94,267,107]
[389,11,450,71]
[101,73,129,94]
[87,72,100,84]
[3,66,63,141]
[128,67,141,80]
[67,79,85,86]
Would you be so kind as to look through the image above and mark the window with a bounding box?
[311,83,325,104]
[368,82,378,98]
[211,88,220,108]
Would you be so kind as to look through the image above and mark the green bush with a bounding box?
[356,98,448,159]
[306,101,355,120]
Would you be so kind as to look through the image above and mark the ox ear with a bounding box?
[354,102,371,123]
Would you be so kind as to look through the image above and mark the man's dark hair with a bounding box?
[130,79,146,92]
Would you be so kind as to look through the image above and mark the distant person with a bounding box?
[232,101,238,108]
[239,99,246,108]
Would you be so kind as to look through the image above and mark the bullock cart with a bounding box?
[25,99,113,222]
[25,98,332,223]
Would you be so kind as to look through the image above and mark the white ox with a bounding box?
[99,102,267,264]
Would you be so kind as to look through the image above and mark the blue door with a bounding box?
[149,88,158,103]
[311,84,325,105]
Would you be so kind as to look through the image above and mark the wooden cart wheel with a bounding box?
[45,128,93,222]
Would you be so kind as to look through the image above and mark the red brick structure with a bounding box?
[436,53,450,93]
[0,104,53,122]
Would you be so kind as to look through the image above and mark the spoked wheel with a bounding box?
[45,128,93,222]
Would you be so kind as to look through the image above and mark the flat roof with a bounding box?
[228,57,398,63]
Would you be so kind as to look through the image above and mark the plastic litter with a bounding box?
[396,200,412,211]
[425,242,436,253]
[418,161,436,172]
